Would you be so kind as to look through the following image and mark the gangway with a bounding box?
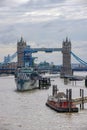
[73,97,87,105]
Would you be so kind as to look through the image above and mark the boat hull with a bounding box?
[46,102,78,113]
[16,78,39,91]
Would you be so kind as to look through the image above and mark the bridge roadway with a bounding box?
[72,96,87,105]
[24,47,62,53]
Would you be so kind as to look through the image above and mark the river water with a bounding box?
[0,72,87,130]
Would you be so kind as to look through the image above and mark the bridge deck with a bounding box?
[24,48,62,53]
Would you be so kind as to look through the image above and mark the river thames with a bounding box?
[0,72,87,130]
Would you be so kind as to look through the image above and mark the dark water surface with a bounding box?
[0,72,87,130]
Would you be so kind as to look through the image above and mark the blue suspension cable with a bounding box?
[10,52,17,61]
[71,51,87,66]
[71,52,87,65]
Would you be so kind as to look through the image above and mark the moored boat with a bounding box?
[46,85,78,113]
[15,67,41,91]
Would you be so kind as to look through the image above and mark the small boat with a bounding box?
[46,86,78,113]
[15,67,41,91]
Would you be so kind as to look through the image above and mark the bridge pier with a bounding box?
[60,37,72,77]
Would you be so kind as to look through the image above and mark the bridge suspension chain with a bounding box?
[3,52,17,63]
[10,52,17,61]
[71,51,87,66]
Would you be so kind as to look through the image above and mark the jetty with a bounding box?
[46,86,87,113]
[73,97,87,105]
[66,88,87,110]
[39,77,51,89]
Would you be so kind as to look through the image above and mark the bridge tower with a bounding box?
[17,37,26,68]
[60,37,72,77]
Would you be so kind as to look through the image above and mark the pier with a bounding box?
[39,77,51,89]
[67,88,87,110]
[51,86,87,112]
[73,89,87,110]
[73,97,87,105]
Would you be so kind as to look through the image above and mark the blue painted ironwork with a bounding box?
[24,46,62,53]
[71,51,87,66]
[23,46,62,67]
[3,52,17,64]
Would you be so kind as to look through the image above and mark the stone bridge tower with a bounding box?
[60,37,72,77]
[17,37,26,68]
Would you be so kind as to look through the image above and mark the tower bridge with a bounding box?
[17,37,72,77]
[0,37,87,76]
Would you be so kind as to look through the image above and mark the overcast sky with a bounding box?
[0,0,87,64]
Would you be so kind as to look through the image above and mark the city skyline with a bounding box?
[0,0,87,64]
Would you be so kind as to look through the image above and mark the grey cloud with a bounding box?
[0,18,86,44]
[49,0,65,3]
[0,0,65,7]
[0,0,6,6]
[0,0,87,65]
[0,0,87,44]
[0,0,15,7]
[22,0,65,9]
[0,0,29,8]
